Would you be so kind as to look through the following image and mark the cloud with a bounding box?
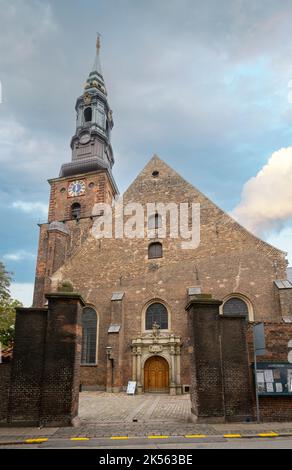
[0,0,57,65]
[0,118,66,179]
[3,250,36,262]
[267,227,292,265]
[12,201,48,217]
[10,283,34,307]
[232,147,292,236]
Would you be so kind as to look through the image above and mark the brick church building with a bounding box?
[32,38,292,397]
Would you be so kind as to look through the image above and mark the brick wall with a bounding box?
[8,308,48,426]
[0,364,11,424]
[247,322,292,422]
[49,156,288,391]
[1,293,84,427]
[187,298,253,423]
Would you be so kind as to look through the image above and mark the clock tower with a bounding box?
[33,37,118,307]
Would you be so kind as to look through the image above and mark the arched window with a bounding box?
[84,107,92,123]
[146,302,168,330]
[81,307,97,365]
[71,203,81,220]
[223,297,249,318]
[148,213,162,230]
[148,242,163,259]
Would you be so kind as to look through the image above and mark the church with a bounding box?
[32,38,292,397]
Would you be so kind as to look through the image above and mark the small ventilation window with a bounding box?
[84,107,92,123]
[71,203,81,220]
[148,242,163,259]
[152,171,159,178]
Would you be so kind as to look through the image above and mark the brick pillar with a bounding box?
[186,295,253,423]
[8,308,48,426]
[220,316,253,422]
[186,297,225,423]
[39,292,85,427]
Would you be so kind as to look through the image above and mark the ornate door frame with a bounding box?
[131,332,182,395]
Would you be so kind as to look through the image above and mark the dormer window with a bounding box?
[84,107,92,123]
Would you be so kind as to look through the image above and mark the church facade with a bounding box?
[32,39,292,396]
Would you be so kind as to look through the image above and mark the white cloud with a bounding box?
[12,201,48,217]
[0,118,65,178]
[267,227,292,266]
[3,250,36,262]
[232,147,292,236]
[10,283,34,307]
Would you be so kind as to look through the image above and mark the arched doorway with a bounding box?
[144,356,169,393]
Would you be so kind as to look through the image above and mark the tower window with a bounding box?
[71,203,81,220]
[223,297,249,318]
[146,302,168,330]
[84,107,92,123]
[148,214,162,230]
[81,307,97,365]
[148,242,163,259]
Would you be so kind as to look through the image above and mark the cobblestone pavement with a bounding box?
[79,392,192,424]
[2,392,292,441]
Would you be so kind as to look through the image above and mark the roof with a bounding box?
[274,279,292,290]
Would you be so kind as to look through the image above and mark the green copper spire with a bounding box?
[84,34,106,94]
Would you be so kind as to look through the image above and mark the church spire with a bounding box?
[91,34,102,76]
[84,34,106,95]
[59,37,115,179]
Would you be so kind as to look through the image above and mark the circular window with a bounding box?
[89,182,95,189]
[152,171,159,178]
[60,187,66,193]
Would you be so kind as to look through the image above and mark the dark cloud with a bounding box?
[1,0,292,296]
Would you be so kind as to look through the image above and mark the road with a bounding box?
[1,436,292,449]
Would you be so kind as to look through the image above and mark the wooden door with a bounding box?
[144,356,169,392]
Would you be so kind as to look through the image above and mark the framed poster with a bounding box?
[127,381,137,395]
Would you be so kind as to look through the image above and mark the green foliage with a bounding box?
[0,262,23,347]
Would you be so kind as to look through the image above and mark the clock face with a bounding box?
[79,133,90,145]
[68,180,86,198]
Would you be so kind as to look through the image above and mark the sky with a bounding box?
[1,0,292,306]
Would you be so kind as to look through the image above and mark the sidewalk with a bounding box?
[1,421,292,445]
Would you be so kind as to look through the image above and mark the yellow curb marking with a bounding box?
[224,434,242,439]
[185,435,207,439]
[148,436,169,439]
[70,438,90,441]
[258,433,279,438]
[110,436,129,440]
[25,438,48,444]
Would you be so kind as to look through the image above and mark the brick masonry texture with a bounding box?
[2,156,290,426]
[0,364,11,424]
[0,294,84,427]
[187,299,253,423]
[44,156,289,392]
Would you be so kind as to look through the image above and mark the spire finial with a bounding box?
[96,33,101,53]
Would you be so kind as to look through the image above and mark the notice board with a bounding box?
[255,362,292,396]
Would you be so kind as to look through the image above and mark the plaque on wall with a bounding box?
[149,345,163,353]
